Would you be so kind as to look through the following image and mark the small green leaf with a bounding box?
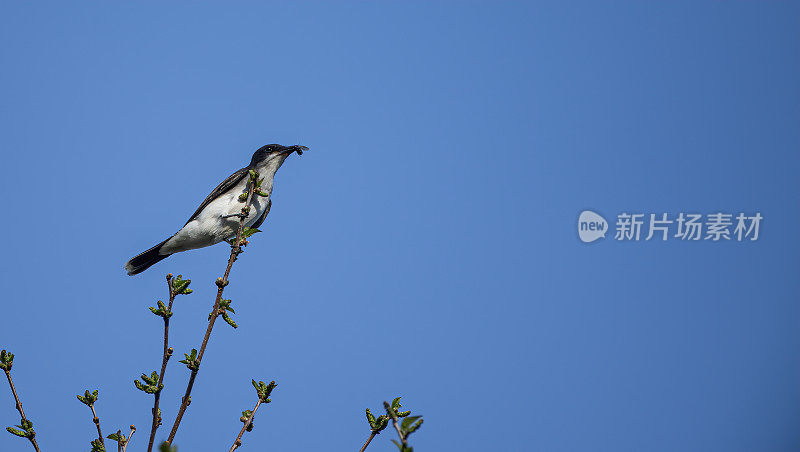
[240,410,253,423]
[252,379,277,402]
[376,415,389,432]
[241,227,261,239]
[241,409,255,432]
[172,275,193,295]
[142,372,155,385]
[90,438,106,452]
[158,441,177,452]
[107,429,127,445]
[406,418,423,435]
[77,389,99,406]
[222,313,238,329]
[401,416,421,433]
[149,300,173,318]
[0,350,13,371]
[219,299,235,313]
[400,416,420,430]
[391,397,402,410]
[366,408,376,428]
[179,349,199,371]
[6,426,26,437]
[134,372,161,394]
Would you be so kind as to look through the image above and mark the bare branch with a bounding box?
[359,432,377,452]
[90,404,105,447]
[122,425,136,452]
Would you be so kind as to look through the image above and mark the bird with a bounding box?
[125,144,307,275]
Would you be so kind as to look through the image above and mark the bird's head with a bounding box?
[250,144,308,167]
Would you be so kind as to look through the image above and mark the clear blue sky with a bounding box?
[1,2,798,451]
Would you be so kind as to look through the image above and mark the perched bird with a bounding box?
[125,144,306,275]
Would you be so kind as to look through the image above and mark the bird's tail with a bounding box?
[125,238,172,276]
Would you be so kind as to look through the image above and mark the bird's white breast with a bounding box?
[160,177,270,255]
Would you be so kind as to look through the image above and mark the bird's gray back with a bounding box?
[184,166,250,225]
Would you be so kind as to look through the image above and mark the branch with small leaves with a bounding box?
[359,407,389,452]
[228,380,277,452]
[238,172,270,201]
[90,438,105,452]
[146,273,191,452]
[178,349,199,371]
[77,389,108,451]
[107,425,136,452]
[6,419,36,444]
[2,350,40,451]
[211,299,238,329]
[228,226,261,248]
[384,397,423,452]
[361,397,422,452]
[165,169,260,446]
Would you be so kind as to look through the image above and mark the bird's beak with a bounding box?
[284,145,308,156]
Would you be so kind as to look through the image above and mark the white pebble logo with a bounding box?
[578,210,608,243]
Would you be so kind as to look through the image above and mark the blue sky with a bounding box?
[1,2,799,451]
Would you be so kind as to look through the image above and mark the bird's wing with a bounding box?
[184,166,250,225]
[251,198,272,229]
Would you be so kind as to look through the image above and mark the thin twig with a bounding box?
[166,174,258,445]
[228,399,262,452]
[122,425,136,452]
[384,401,406,447]
[147,275,177,452]
[3,369,40,452]
[359,431,378,452]
[90,404,105,447]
